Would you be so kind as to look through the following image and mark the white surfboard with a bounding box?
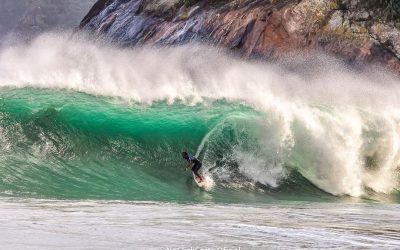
[193,172,214,190]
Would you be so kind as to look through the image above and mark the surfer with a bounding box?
[182,151,204,182]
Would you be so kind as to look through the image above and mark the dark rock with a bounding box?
[80,0,114,28]
[79,0,400,73]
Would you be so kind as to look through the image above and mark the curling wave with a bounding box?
[0,34,399,202]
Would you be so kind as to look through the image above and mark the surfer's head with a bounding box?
[181,151,188,159]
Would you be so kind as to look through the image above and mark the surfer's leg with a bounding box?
[192,163,203,181]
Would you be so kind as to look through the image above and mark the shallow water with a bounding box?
[0,198,399,249]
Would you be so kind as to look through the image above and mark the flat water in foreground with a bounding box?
[0,198,399,249]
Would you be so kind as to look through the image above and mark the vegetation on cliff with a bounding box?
[364,0,400,22]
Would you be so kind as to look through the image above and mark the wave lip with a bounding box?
[0,34,399,201]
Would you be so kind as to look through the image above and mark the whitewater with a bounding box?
[0,33,400,248]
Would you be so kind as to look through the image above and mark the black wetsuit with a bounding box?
[187,155,202,178]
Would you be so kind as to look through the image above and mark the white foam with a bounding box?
[1,33,400,196]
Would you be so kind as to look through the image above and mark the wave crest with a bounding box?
[0,33,399,198]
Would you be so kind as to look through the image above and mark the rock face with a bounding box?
[80,0,400,72]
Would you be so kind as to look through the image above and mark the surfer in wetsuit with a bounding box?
[182,151,204,182]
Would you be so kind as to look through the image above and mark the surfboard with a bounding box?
[192,172,214,190]
[193,172,205,187]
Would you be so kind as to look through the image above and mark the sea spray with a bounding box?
[0,33,399,201]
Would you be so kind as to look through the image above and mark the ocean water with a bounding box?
[0,34,399,248]
[0,198,399,249]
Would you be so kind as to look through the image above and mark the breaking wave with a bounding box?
[0,33,399,202]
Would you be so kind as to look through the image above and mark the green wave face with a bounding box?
[0,88,285,202]
[0,87,399,203]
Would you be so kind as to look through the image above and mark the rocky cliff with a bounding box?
[79,0,400,72]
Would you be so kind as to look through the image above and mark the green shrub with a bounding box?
[180,0,229,7]
[364,0,400,21]
[181,0,198,6]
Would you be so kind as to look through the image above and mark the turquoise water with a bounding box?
[0,88,319,202]
[0,87,398,203]
[1,36,400,248]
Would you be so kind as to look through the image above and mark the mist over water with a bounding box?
[0,0,96,42]
[0,33,399,201]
